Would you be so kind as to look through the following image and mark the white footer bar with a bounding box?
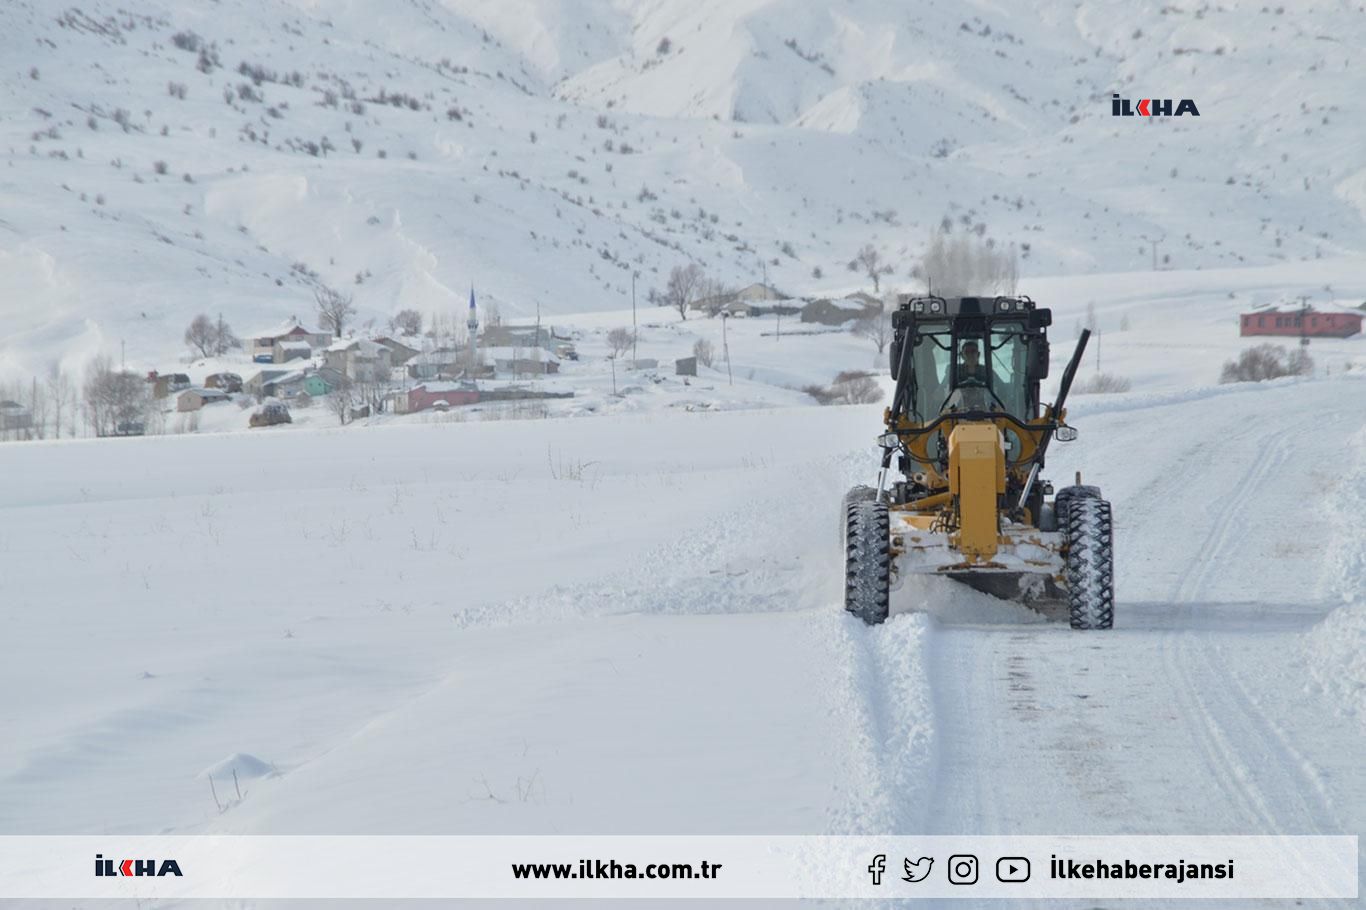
[0,835,1356,899]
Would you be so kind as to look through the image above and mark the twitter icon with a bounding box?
[902,857,934,883]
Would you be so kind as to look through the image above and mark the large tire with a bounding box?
[1054,483,1102,524]
[840,485,879,545]
[845,499,891,625]
[1064,496,1115,630]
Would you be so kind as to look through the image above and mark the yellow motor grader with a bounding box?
[843,295,1114,629]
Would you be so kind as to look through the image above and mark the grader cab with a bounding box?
[843,295,1115,629]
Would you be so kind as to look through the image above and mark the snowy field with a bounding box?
[1,357,1362,907]
[2,0,1365,904]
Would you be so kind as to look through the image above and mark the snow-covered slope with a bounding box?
[3,0,1366,380]
[1,370,1362,907]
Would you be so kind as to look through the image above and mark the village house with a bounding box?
[204,372,243,393]
[691,282,788,316]
[402,381,480,413]
[269,367,342,400]
[800,293,882,326]
[146,371,192,399]
[374,336,420,365]
[1239,307,1362,338]
[176,388,232,412]
[485,346,560,377]
[481,324,567,354]
[0,400,33,432]
[243,369,289,398]
[407,349,465,380]
[251,320,333,364]
[324,338,393,381]
[274,338,313,363]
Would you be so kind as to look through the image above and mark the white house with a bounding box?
[324,338,393,381]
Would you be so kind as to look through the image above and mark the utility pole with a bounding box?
[722,311,733,386]
[762,258,781,342]
[631,271,638,363]
[535,300,544,376]
[1141,233,1164,271]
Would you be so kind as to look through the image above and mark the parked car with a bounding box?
[249,399,292,428]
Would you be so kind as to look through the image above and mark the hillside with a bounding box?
[3,0,1366,381]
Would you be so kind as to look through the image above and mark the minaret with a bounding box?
[465,286,479,376]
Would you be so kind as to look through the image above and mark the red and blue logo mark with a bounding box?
[1111,94,1200,116]
[95,854,183,877]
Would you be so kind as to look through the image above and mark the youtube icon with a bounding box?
[996,857,1031,883]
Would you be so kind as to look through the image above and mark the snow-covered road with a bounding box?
[1,375,1362,906]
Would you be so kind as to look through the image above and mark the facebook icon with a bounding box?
[868,854,887,885]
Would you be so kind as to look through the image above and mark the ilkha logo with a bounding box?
[1111,94,1200,117]
[95,854,183,877]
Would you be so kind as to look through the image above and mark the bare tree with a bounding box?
[694,276,732,316]
[326,374,355,425]
[692,338,714,367]
[184,314,217,358]
[82,355,150,436]
[389,308,423,336]
[212,313,241,355]
[606,327,635,358]
[918,230,1018,296]
[484,301,502,328]
[853,308,892,354]
[185,313,241,358]
[849,244,892,293]
[46,365,73,439]
[660,263,704,320]
[315,286,356,337]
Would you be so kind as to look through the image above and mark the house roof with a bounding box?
[413,380,479,393]
[271,369,310,386]
[179,387,230,401]
[326,338,387,356]
[485,346,559,363]
[735,282,786,300]
[0,400,25,410]
[277,340,313,352]
[411,350,463,365]
[247,369,290,383]
[254,319,317,340]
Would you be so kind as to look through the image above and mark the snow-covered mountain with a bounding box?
[2,0,1365,380]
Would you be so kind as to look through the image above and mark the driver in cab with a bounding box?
[941,340,992,412]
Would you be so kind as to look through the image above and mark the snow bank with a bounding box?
[200,753,276,781]
[1303,425,1366,722]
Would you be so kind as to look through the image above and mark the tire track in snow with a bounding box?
[1158,413,1343,836]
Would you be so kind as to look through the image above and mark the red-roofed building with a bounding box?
[403,381,480,413]
[1240,308,1361,338]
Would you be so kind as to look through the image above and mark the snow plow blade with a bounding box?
[942,570,1067,616]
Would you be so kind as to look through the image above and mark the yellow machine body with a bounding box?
[882,409,1068,601]
[947,423,1006,562]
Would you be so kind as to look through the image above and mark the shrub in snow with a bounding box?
[1075,373,1133,394]
[804,372,883,406]
[1219,344,1312,383]
[692,338,714,367]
